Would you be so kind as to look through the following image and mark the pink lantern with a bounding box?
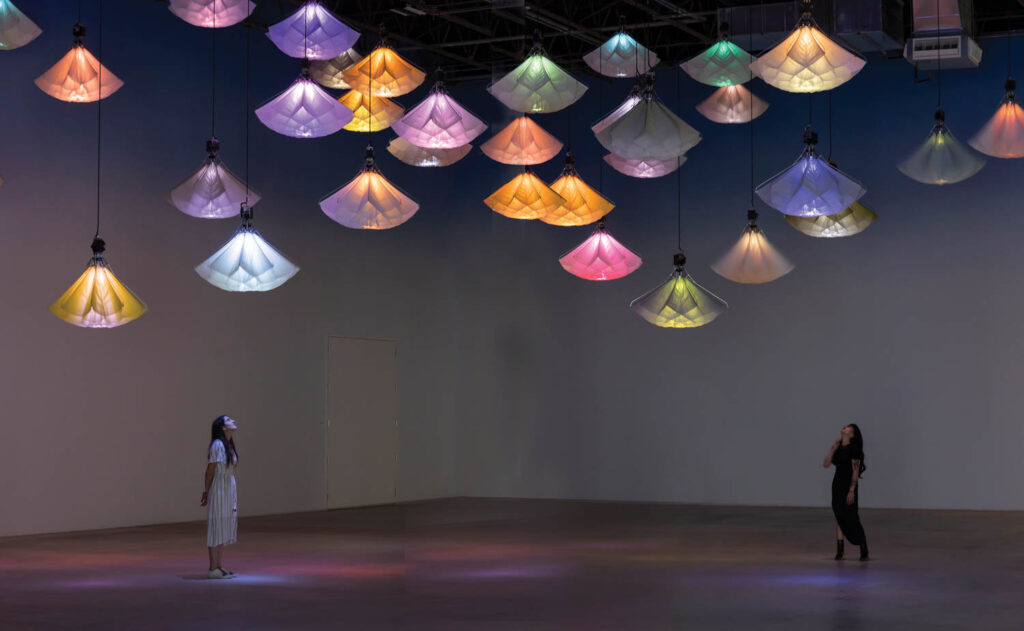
[266,1,359,60]
[256,63,353,138]
[391,80,487,149]
[559,220,642,281]
[696,85,769,124]
[167,0,254,28]
[604,154,684,179]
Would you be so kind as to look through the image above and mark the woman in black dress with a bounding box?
[823,424,868,561]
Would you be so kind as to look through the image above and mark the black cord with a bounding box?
[936,0,941,108]
[808,93,812,125]
[748,7,754,208]
[1008,28,1012,79]
[245,22,250,203]
[211,3,216,138]
[827,91,833,160]
[94,0,103,238]
[77,0,81,26]
[598,46,604,193]
[676,66,682,251]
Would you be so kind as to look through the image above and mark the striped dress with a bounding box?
[206,439,237,547]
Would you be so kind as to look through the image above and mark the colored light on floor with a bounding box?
[604,154,685,179]
[480,116,563,165]
[342,45,425,98]
[786,201,877,238]
[594,91,700,161]
[631,255,727,328]
[0,0,41,49]
[36,42,123,102]
[488,52,587,113]
[256,72,353,138]
[320,154,419,229]
[543,157,614,227]
[266,1,358,60]
[309,48,362,89]
[386,137,471,167]
[392,82,488,149]
[558,223,641,280]
[898,110,985,185]
[168,139,258,219]
[337,90,404,132]
[711,224,794,284]
[969,84,1024,159]
[696,85,768,124]
[583,31,659,78]
[195,214,299,292]
[680,40,754,87]
[749,23,865,93]
[484,169,565,220]
[167,0,254,28]
[50,239,146,328]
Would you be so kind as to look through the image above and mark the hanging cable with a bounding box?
[748,7,755,208]
[1008,26,1013,79]
[94,0,103,238]
[935,0,942,109]
[676,66,682,251]
[827,91,833,160]
[244,20,251,203]
[211,2,217,138]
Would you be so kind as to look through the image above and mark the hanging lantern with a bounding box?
[309,48,362,89]
[195,204,299,292]
[36,24,123,102]
[969,79,1024,159]
[604,154,684,179]
[484,167,565,220]
[488,38,587,113]
[256,61,353,138]
[591,83,643,136]
[711,210,794,284]
[0,0,41,49]
[898,109,985,185]
[583,31,659,78]
[755,126,865,217]
[386,137,471,167]
[50,238,147,328]
[631,252,727,329]
[391,80,487,149]
[594,74,700,161]
[168,137,258,219]
[320,145,419,229]
[266,0,359,60]
[749,1,865,93]
[680,38,754,87]
[543,153,614,227]
[167,0,254,28]
[696,85,768,124]
[559,220,642,281]
[337,89,404,132]
[341,37,425,97]
[480,116,563,165]
[786,201,877,238]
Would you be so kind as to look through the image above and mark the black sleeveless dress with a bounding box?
[831,445,867,545]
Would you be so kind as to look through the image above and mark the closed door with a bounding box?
[325,336,397,509]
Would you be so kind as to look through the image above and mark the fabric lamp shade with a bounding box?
[480,116,562,165]
[631,254,727,328]
[266,1,359,60]
[342,45,425,97]
[484,168,566,220]
[594,79,701,160]
[167,0,254,28]
[36,31,123,102]
[337,89,404,132]
[696,85,768,124]
[168,138,259,219]
[604,154,684,179]
[256,68,353,138]
[583,32,659,78]
[543,155,614,226]
[386,137,471,167]
[680,40,753,87]
[749,18,865,93]
[195,208,299,292]
[969,80,1024,159]
[50,239,146,328]
[786,201,877,238]
[391,82,487,149]
[898,109,985,185]
[591,85,643,136]
[558,222,642,280]
[0,0,41,49]
[711,221,794,284]
[320,147,419,229]
[488,50,587,113]
[310,48,362,89]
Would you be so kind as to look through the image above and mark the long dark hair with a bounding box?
[210,415,238,465]
[846,423,865,475]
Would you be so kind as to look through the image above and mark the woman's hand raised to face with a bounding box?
[832,438,842,450]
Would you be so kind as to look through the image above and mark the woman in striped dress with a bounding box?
[201,415,238,579]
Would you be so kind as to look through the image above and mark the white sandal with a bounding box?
[207,568,227,579]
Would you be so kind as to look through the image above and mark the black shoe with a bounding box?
[834,540,844,560]
[859,544,869,561]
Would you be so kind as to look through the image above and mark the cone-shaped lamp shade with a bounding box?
[341,45,425,97]
[0,0,41,49]
[196,210,299,292]
[711,219,794,284]
[583,31,659,77]
[696,85,768,124]
[604,154,684,179]
[337,89,403,132]
[488,51,587,113]
[256,70,352,138]
[786,201,877,238]
[480,116,562,165]
[484,168,566,220]
[756,128,865,217]
[320,148,419,229]
[36,40,123,102]
[266,1,358,60]
[969,81,1024,158]
[50,239,146,328]
[310,48,362,89]
[680,40,754,87]
[168,0,254,28]
[631,254,727,328]
[391,82,487,149]
[591,85,643,135]
[543,155,614,226]
[595,87,701,160]
[387,137,471,167]
[898,110,985,185]
[559,222,642,280]
[749,18,865,93]
[168,139,259,219]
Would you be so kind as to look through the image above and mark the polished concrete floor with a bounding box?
[1,498,1023,630]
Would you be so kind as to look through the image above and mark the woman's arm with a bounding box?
[823,439,840,468]
[846,460,861,504]
[200,463,216,506]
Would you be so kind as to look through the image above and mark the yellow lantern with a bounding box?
[50,238,146,328]
[341,42,425,97]
[484,168,566,220]
[337,89,404,132]
[543,154,614,226]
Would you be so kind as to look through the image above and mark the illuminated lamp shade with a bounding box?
[711,211,794,284]
[898,109,985,185]
[680,39,754,87]
[196,205,299,292]
[604,153,684,179]
[256,64,353,138]
[583,31,659,77]
[594,77,701,160]
[591,83,643,135]
[786,201,877,238]
[755,126,865,217]
[969,79,1024,159]
[631,252,727,328]
[341,43,425,97]
[387,137,471,167]
[484,167,566,220]
[480,116,563,165]
[337,89,404,132]
[543,153,614,227]
[487,47,587,113]
[50,238,146,328]
[36,25,123,102]
[749,8,865,93]
[696,85,768,124]
[391,81,487,149]
[266,1,358,60]
[0,0,41,50]
[168,137,259,219]
[559,220,642,281]
[310,48,362,89]
[167,0,254,28]
[320,146,419,229]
